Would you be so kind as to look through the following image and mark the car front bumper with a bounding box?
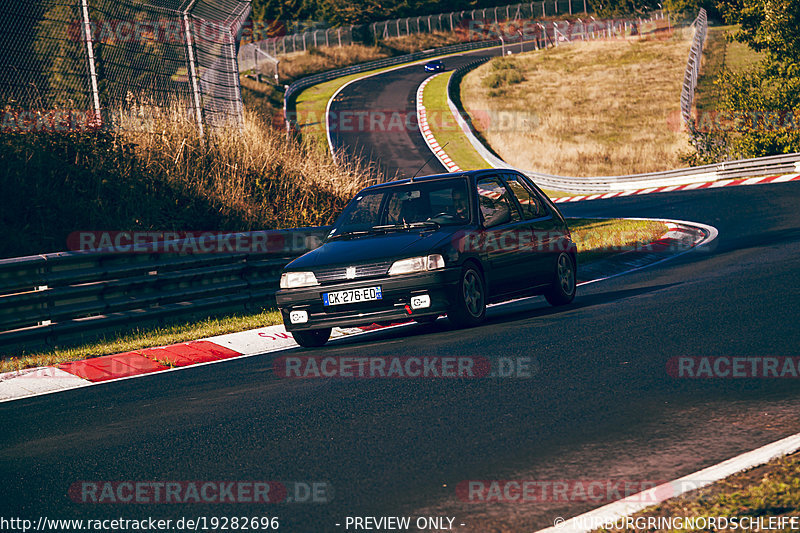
[276,268,461,331]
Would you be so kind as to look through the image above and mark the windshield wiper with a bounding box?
[328,221,440,241]
[371,221,440,232]
[326,230,375,241]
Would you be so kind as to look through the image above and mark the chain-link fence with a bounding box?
[681,8,707,128]
[0,0,251,134]
[239,0,593,65]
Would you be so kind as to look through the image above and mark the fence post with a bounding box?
[583,0,587,13]
[79,0,102,128]
[182,4,204,136]
[338,28,342,47]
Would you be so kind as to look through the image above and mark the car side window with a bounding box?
[476,178,520,228]
[504,174,544,219]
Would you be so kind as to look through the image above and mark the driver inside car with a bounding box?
[451,188,469,221]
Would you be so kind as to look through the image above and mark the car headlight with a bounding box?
[280,271,319,289]
[388,254,445,276]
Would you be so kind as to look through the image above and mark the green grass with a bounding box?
[294,64,406,151]
[421,71,490,172]
[569,218,668,264]
[1,309,283,373]
[696,25,764,114]
[292,44,513,151]
[0,218,666,373]
[594,451,800,532]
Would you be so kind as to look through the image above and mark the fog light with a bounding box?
[410,294,431,310]
[289,310,309,324]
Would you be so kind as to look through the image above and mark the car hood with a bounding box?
[285,228,459,270]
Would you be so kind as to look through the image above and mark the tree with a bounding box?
[587,0,661,17]
[705,0,800,158]
[662,0,720,21]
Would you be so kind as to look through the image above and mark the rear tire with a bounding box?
[544,253,576,306]
[291,328,331,348]
[448,264,486,328]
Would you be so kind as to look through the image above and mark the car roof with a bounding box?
[360,169,513,192]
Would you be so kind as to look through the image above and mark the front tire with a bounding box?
[448,264,486,328]
[544,252,576,306]
[291,328,331,348]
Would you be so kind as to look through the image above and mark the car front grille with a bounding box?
[314,261,392,283]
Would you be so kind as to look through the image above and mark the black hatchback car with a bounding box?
[276,170,577,347]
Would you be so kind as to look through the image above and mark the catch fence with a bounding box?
[0,0,251,134]
[680,8,708,128]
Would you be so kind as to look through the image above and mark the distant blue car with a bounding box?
[424,59,445,72]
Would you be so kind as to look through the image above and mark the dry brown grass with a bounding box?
[272,31,466,83]
[460,31,694,177]
[278,45,389,82]
[0,103,382,258]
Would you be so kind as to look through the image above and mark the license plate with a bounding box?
[323,286,382,306]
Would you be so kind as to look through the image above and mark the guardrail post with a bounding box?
[80,0,102,128]
[182,3,204,137]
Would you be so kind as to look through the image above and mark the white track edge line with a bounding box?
[534,432,800,533]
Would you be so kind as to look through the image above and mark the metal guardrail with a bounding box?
[681,9,707,128]
[443,17,800,193]
[0,229,329,350]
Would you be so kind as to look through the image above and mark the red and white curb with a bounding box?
[417,73,462,172]
[551,173,800,203]
[0,219,717,403]
[0,325,374,402]
[535,432,800,533]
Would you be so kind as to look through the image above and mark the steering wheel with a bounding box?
[427,212,452,221]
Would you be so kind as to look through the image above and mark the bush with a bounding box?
[483,68,525,91]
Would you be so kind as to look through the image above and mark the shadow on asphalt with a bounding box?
[325,282,682,348]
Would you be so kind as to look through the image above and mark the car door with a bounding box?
[475,176,525,297]
[501,172,558,287]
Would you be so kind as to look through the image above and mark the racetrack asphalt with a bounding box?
[2,47,800,532]
[1,183,798,531]
[329,42,540,179]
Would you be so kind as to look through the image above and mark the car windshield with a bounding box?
[329,178,471,238]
